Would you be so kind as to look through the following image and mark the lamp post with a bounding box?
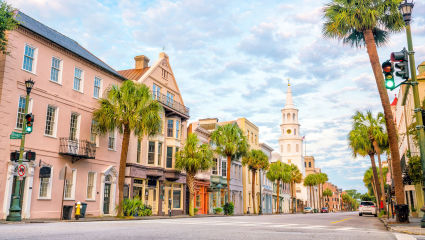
[399,0,425,227]
[7,78,34,221]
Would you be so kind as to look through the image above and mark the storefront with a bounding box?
[193,180,209,214]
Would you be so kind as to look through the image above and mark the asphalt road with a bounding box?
[0,212,420,240]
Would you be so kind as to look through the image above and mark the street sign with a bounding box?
[17,164,26,177]
[10,131,22,139]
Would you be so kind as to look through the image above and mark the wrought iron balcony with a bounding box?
[59,138,96,162]
[153,91,190,119]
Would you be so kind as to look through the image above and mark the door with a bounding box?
[103,183,111,214]
[148,188,158,214]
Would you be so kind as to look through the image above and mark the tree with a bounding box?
[317,173,328,208]
[288,164,302,213]
[242,149,269,214]
[93,80,162,216]
[345,189,362,201]
[323,0,405,208]
[175,133,214,216]
[266,161,290,213]
[210,123,248,203]
[0,1,18,54]
[363,167,378,203]
[304,174,318,209]
[322,188,333,208]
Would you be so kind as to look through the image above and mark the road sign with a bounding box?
[17,164,26,177]
[10,131,22,139]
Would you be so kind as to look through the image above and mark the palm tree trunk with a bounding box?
[276,180,280,213]
[363,29,405,205]
[309,185,313,208]
[371,176,378,204]
[291,181,296,213]
[313,185,316,210]
[369,154,382,208]
[117,125,131,217]
[252,170,256,214]
[226,155,231,203]
[373,141,387,211]
[187,173,195,216]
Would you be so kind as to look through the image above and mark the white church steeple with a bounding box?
[284,79,295,109]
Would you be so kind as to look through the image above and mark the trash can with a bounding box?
[395,204,409,223]
[63,205,73,220]
[80,202,87,218]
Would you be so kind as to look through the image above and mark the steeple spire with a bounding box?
[284,78,294,109]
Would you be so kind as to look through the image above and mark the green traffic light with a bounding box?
[26,125,32,133]
[385,79,395,90]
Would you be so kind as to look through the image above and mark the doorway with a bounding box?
[10,176,26,209]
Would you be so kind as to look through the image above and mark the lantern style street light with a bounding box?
[399,0,414,24]
[25,78,34,94]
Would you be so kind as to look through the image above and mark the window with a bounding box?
[221,161,226,177]
[93,77,101,98]
[137,139,141,163]
[108,131,116,150]
[90,120,98,146]
[309,162,311,168]
[23,44,36,72]
[50,57,61,83]
[296,144,299,152]
[157,142,162,166]
[16,96,27,129]
[162,69,168,79]
[293,113,295,121]
[44,105,57,136]
[39,167,52,199]
[167,120,174,137]
[305,162,306,167]
[69,113,79,140]
[294,129,297,136]
[166,92,174,107]
[148,141,155,164]
[153,84,161,100]
[212,158,217,175]
[87,172,96,200]
[176,120,180,138]
[64,169,77,200]
[287,144,291,152]
[173,188,181,208]
[73,67,83,92]
[166,147,173,168]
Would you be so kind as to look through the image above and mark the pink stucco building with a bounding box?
[0,12,125,219]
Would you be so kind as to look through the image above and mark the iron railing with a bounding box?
[59,138,96,159]
[153,91,190,116]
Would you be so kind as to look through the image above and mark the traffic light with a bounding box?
[391,48,409,80]
[25,113,34,134]
[24,151,36,161]
[10,151,19,161]
[382,60,395,90]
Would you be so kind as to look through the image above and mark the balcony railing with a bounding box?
[153,91,190,117]
[59,138,96,160]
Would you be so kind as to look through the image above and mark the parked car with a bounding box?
[321,207,329,213]
[359,201,377,217]
[304,207,313,213]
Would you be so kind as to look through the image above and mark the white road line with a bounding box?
[393,233,417,240]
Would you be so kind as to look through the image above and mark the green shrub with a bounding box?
[213,207,223,214]
[194,208,199,214]
[120,197,152,217]
[378,210,387,217]
[223,202,234,215]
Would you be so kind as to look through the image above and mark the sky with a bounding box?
[10,0,425,193]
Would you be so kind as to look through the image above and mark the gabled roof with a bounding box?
[118,67,150,80]
[16,11,125,80]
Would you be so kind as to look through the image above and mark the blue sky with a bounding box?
[11,0,425,193]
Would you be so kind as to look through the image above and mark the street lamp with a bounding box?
[6,78,35,221]
[398,0,425,227]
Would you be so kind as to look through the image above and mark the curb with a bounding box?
[379,217,425,236]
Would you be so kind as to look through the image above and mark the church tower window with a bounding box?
[287,144,291,152]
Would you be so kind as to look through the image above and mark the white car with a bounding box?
[359,201,377,217]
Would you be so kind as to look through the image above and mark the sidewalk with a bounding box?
[381,216,425,235]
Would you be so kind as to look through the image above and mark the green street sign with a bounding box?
[10,131,23,139]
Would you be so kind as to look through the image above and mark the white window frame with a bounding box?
[44,105,58,137]
[64,169,77,200]
[108,130,116,151]
[90,120,100,147]
[69,113,81,141]
[15,96,33,130]
[93,76,102,99]
[50,56,63,84]
[38,166,53,200]
[86,171,97,201]
[73,67,84,93]
[22,44,38,74]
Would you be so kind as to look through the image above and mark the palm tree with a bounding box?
[288,164,302,213]
[364,167,378,203]
[353,111,388,210]
[242,149,269,214]
[348,115,382,209]
[210,123,249,202]
[322,0,405,207]
[267,161,290,213]
[175,133,214,216]
[304,174,317,209]
[318,173,328,209]
[322,189,333,208]
[93,80,162,216]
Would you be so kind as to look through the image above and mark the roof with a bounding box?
[16,11,125,80]
[118,67,150,80]
[391,96,398,106]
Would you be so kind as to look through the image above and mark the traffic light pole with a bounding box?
[404,23,425,228]
[6,93,29,221]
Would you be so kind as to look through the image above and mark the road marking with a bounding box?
[331,218,352,224]
[393,233,417,240]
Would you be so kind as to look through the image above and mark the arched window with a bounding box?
[287,144,291,152]
[296,144,299,152]
[294,129,297,136]
[287,113,290,119]
[293,113,295,121]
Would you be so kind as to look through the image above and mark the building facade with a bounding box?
[119,53,189,216]
[260,143,273,214]
[0,12,125,219]
[304,156,320,210]
[323,182,342,212]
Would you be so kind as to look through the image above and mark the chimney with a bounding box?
[134,55,150,69]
